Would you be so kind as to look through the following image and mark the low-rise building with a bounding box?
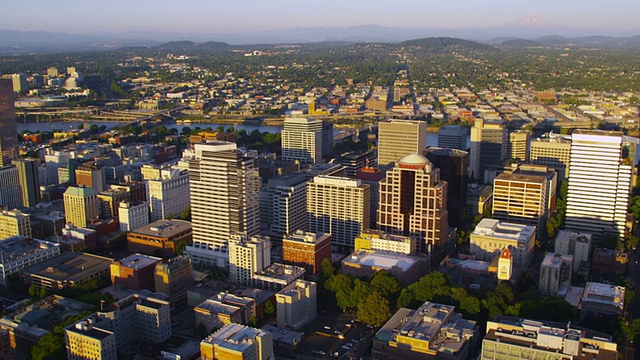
[154,255,193,306]
[275,280,316,330]
[253,263,306,291]
[341,249,429,286]
[59,223,98,250]
[282,231,331,276]
[373,301,478,360]
[469,219,536,268]
[580,282,625,320]
[538,253,573,297]
[554,230,592,272]
[0,209,31,239]
[0,236,60,288]
[110,253,161,291]
[127,219,192,258]
[23,252,112,290]
[65,318,117,360]
[200,323,274,360]
[354,229,415,255]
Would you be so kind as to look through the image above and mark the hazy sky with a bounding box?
[2,0,638,34]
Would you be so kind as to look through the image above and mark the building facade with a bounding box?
[0,79,18,166]
[0,165,22,211]
[529,134,572,182]
[146,168,190,221]
[354,229,415,255]
[469,118,507,182]
[276,280,317,330]
[154,256,193,305]
[554,230,592,272]
[538,253,573,297]
[229,234,271,286]
[281,117,323,164]
[12,159,41,208]
[424,147,469,227]
[118,201,149,232]
[265,173,308,237]
[282,231,332,276]
[0,209,31,239]
[437,125,469,150]
[63,186,99,228]
[377,120,427,167]
[470,219,536,268]
[200,323,274,360]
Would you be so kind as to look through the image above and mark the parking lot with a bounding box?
[295,313,375,359]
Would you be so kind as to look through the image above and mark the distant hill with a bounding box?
[500,39,541,47]
[398,37,493,51]
[153,41,231,52]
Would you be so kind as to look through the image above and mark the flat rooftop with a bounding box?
[130,219,192,238]
[205,323,266,352]
[117,253,161,269]
[23,252,112,282]
[262,325,302,345]
[67,325,113,340]
[471,219,535,244]
[583,282,625,308]
[342,250,420,272]
[0,236,59,263]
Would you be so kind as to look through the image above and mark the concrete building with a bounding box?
[281,117,323,164]
[96,187,129,220]
[307,175,370,250]
[65,319,117,360]
[13,159,41,208]
[229,234,271,287]
[341,249,429,286]
[0,236,60,288]
[377,119,427,167]
[0,209,31,239]
[506,130,530,162]
[470,219,536,268]
[264,173,308,237]
[200,323,274,360]
[75,165,106,192]
[356,166,387,228]
[554,230,592,272]
[276,280,317,330]
[466,183,492,219]
[377,154,450,260]
[322,120,333,160]
[0,164,22,211]
[565,130,634,238]
[154,256,193,306]
[146,168,190,221]
[424,147,469,227]
[118,201,149,232]
[60,223,97,251]
[282,231,331,276]
[23,252,112,291]
[438,125,469,150]
[253,263,306,291]
[354,229,415,255]
[110,253,162,291]
[184,141,260,268]
[539,253,573,297]
[482,316,617,360]
[580,282,625,320]
[194,294,256,333]
[469,118,507,183]
[63,186,98,228]
[529,134,572,181]
[373,301,478,360]
[0,79,18,167]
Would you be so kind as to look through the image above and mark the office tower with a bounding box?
[63,186,99,228]
[482,317,617,360]
[554,230,592,271]
[146,168,190,221]
[0,209,31,239]
[12,159,41,208]
[565,130,633,238]
[539,253,573,297]
[438,125,469,150]
[424,147,469,227]
[355,166,386,228]
[506,129,529,162]
[336,148,376,177]
[184,141,260,268]
[307,175,370,249]
[265,173,308,237]
[281,117,323,164]
[470,219,536,268]
[492,164,557,229]
[377,154,450,259]
[282,231,332,276]
[118,201,149,232]
[377,119,427,167]
[322,121,333,160]
[10,74,28,94]
[75,165,106,192]
[46,67,59,78]
[110,253,162,291]
[0,164,22,210]
[200,323,274,360]
[0,79,18,166]
[97,187,129,220]
[127,219,192,258]
[154,256,193,306]
[228,234,271,286]
[276,280,317,330]
[530,134,572,181]
[469,118,507,182]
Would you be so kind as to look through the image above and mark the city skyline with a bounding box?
[2,0,639,38]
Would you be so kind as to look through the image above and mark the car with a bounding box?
[342,345,350,350]
[334,330,341,334]
[324,326,331,330]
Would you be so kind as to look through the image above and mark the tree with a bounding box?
[264,299,276,315]
[357,292,392,327]
[370,271,400,300]
[320,258,335,278]
[396,288,415,309]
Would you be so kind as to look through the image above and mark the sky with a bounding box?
[2,0,639,35]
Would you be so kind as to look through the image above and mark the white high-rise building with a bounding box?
[281,117,323,164]
[276,280,317,330]
[184,142,260,268]
[228,234,271,286]
[554,230,592,272]
[377,120,427,167]
[565,130,634,238]
[118,201,149,232]
[146,168,190,221]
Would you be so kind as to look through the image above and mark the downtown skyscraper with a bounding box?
[184,142,260,268]
[0,79,18,166]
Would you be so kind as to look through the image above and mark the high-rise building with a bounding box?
[438,125,469,150]
[565,130,634,238]
[506,129,530,162]
[146,168,190,221]
[200,323,273,360]
[228,234,271,286]
[63,186,98,228]
[377,120,427,167]
[75,165,106,192]
[264,173,308,237]
[355,166,387,228]
[118,201,149,232]
[0,79,18,166]
[322,120,333,160]
[46,67,59,78]
[281,117,323,164]
[554,230,592,272]
[529,134,572,181]
[0,209,31,239]
[469,118,507,182]
[424,147,469,227]
[336,149,376,177]
[377,154,450,259]
[12,159,41,208]
[97,187,129,220]
[10,73,28,94]
[307,175,370,250]
[154,256,193,306]
[184,141,260,268]
[0,164,22,210]
[276,280,317,330]
[539,252,573,297]
[282,231,332,276]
